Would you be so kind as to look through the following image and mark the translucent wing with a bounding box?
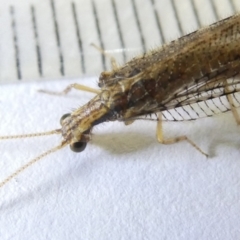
[161,76,240,121]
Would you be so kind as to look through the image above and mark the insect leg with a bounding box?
[225,85,240,125]
[38,43,119,96]
[156,113,208,157]
[38,83,100,96]
[91,43,118,70]
[227,94,240,124]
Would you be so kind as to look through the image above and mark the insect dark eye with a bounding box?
[70,141,87,152]
[60,113,70,125]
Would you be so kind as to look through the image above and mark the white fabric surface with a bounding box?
[0,78,240,240]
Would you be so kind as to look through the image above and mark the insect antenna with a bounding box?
[0,129,67,188]
[0,129,61,140]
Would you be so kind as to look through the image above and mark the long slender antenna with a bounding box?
[0,129,61,140]
[0,141,68,188]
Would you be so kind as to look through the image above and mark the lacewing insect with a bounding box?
[1,13,240,187]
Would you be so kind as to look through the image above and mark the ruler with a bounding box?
[0,0,239,83]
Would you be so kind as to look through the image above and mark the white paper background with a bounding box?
[0,0,239,82]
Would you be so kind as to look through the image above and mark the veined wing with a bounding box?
[161,76,240,121]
